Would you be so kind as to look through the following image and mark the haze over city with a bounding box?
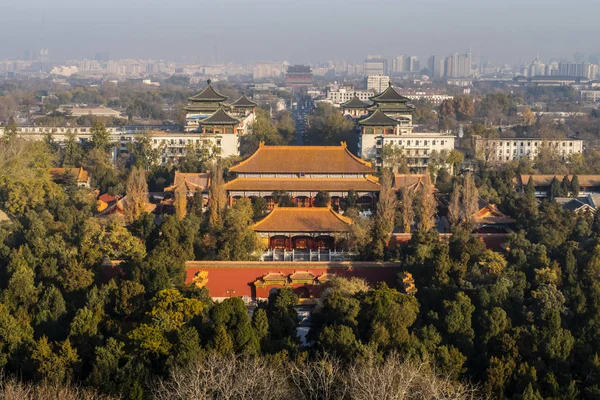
[1,0,599,63]
[4,1,600,399]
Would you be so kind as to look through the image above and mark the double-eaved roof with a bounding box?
[229,142,374,174]
[252,207,353,233]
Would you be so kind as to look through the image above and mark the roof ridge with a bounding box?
[250,205,279,230]
[230,143,374,173]
[343,144,373,168]
[329,207,354,225]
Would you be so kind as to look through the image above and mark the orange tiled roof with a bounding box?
[224,176,380,192]
[473,203,515,224]
[261,272,288,282]
[229,142,374,174]
[49,167,90,185]
[316,272,336,283]
[98,193,117,203]
[289,271,316,281]
[251,207,352,233]
[99,196,156,217]
[165,172,210,192]
[394,174,436,193]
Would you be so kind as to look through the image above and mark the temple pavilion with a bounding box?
[369,82,415,123]
[224,142,381,209]
[340,94,370,119]
[183,80,256,135]
[251,206,352,251]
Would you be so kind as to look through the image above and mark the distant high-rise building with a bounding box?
[428,55,445,79]
[470,45,480,75]
[558,62,598,79]
[392,55,405,74]
[39,49,49,63]
[445,52,472,78]
[528,56,546,77]
[364,56,387,76]
[366,75,390,93]
[546,61,559,76]
[392,55,419,74]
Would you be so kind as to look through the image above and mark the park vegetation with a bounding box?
[2,81,600,398]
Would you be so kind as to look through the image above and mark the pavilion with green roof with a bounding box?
[340,95,370,118]
[184,80,231,132]
[199,107,241,135]
[368,82,415,122]
[230,93,258,118]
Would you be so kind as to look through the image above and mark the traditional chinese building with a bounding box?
[251,206,352,252]
[358,109,454,169]
[165,172,211,196]
[471,200,515,234]
[183,80,229,132]
[185,261,403,301]
[515,175,600,198]
[48,167,91,188]
[229,93,258,118]
[369,82,415,122]
[225,142,380,209]
[182,81,257,158]
[340,95,370,119]
[285,65,313,90]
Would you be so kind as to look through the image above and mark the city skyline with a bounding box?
[1,0,599,64]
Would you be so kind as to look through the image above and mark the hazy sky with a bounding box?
[0,0,598,64]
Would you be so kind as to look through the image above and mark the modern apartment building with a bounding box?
[0,125,241,164]
[474,136,584,162]
[325,85,372,105]
[365,75,390,93]
[364,56,387,76]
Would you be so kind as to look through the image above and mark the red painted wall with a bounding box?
[185,264,403,299]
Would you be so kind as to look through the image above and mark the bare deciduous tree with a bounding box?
[152,352,291,400]
[124,166,148,224]
[415,174,437,232]
[448,184,463,228]
[208,162,227,231]
[462,173,479,229]
[347,351,483,400]
[0,373,109,400]
[399,186,415,233]
[174,182,187,221]
[150,352,484,400]
[288,353,347,400]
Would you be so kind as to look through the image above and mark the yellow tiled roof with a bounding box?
[251,207,353,233]
[224,176,380,192]
[230,142,373,174]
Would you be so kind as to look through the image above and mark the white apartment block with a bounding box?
[397,91,454,106]
[366,75,390,94]
[326,87,372,105]
[474,136,584,162]
[360,132,456,170]
[0,126,241,164]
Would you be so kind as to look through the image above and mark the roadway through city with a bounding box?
[292,95,312,145]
